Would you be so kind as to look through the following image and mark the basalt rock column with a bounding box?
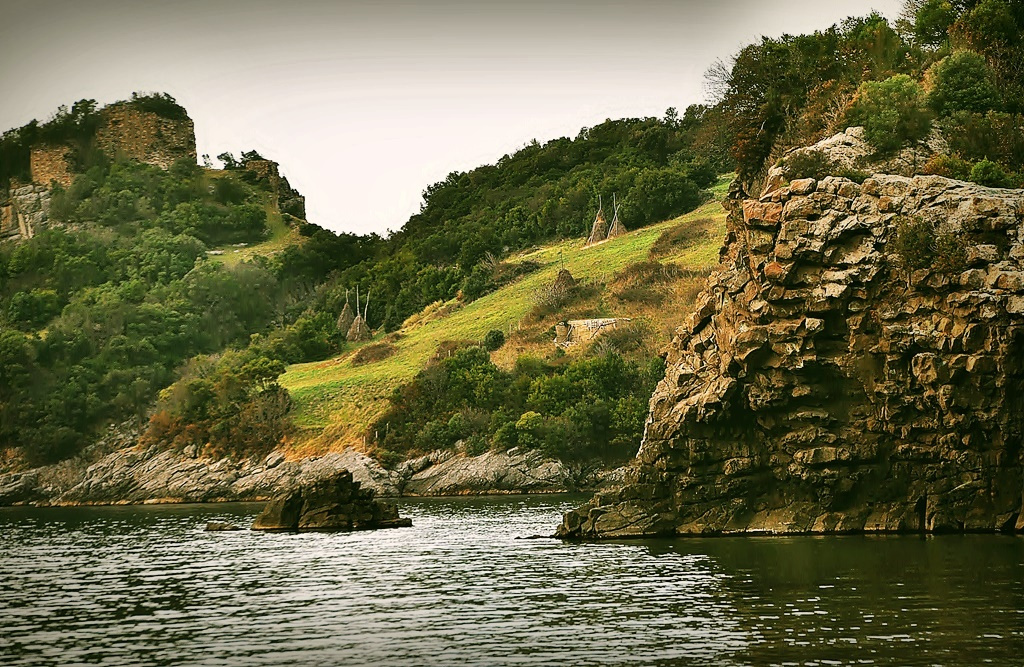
[559,173,1024,538]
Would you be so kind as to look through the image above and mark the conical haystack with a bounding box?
[586,208,608,246]
[336,301,355,337]
[552,268,577,293]
[607,194,627,238]
[346,315,371,342]
[347,286,372,342]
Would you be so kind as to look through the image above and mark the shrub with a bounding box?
[934,232,968,273]
[969,159,1014,187]
[848,75,932,155]
[892,216,969,274]
[926,51,1002,115]
[483,329,505,351]
[781,149,835,181]
[351,341,397,366]
[892,216,936,271]
[941,111,1024,167]
[922,153,974,180]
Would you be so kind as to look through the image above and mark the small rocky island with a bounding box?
[252,470,411,532]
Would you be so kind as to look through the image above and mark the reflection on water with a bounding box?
[0,495,1022,666]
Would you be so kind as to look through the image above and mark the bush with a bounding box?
[781,149,835,181]
[892,216,936,271]
[926,51,1002,116]
[892,216,968,274]
[922,153,974,180]
[970,159,1014,187]
[483,329,505,351]
[351,341,397,366]
[848,75,932,155]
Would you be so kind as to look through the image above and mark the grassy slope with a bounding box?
[203,170,303,266]
[279,175,732,455]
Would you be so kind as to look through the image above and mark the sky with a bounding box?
[0,0,904,235]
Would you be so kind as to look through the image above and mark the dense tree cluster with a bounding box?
[372,346,662,474]
[709,3,1024,187]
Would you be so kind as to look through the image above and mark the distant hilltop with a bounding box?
[0,93,304,241]
[6,93,197,190]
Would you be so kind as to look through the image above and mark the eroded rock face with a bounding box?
[251,470,411,531]
[560,172,1024,538]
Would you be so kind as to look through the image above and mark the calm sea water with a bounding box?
[1,495,1022,666]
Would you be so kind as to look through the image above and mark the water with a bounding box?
[1,495,1022,667]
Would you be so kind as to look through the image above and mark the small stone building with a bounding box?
[554,317,631,347]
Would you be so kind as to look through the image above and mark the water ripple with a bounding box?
[1,496,1022,666]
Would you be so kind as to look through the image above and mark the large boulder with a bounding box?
[251,470,411,531]
[559,164,1024,538]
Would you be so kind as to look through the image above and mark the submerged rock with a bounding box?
[204,522,243,531]
[560,145,1024,538]
[252,470,411,532]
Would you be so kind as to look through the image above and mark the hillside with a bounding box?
[280,176,731,454]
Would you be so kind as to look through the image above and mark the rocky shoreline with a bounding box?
[0,426,594,507]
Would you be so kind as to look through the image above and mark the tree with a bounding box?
[927,51,1002,114]
[913,0,957,45]
[849,74,932,154]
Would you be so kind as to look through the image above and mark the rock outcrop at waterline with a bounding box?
[559,170,1024,538]
[252,470,411,531]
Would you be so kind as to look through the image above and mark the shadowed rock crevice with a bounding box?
[559,162,1024,538]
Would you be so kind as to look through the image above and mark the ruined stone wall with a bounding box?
[29,145,74,188]
[1,185,51,241]
[95,104,196,169]
[560,170,1024,538]
[244,158,306,219]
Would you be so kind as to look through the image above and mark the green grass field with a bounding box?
[279,175,732,452]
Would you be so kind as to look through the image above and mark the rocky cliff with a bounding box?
[559,138,1024,538]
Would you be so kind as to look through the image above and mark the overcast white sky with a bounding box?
[1,0,903,235]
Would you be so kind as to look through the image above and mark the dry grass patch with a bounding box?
[351,342,398,366]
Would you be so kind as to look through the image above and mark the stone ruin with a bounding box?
[554,318,631,347]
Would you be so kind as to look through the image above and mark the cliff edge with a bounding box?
[559,139,1024,538]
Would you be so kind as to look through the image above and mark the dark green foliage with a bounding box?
[373,347,662,466]
[620,168,703,226]
[0,213,286,462]
[714,13,918,179]
[941,111,1024,168]
[49,158,269,246]
[969,159,1015,187]
[927,51,1002,115]
[127,92,189,121]
[914,0,957,45]
[848,75,933,154]
[483,329,505,351]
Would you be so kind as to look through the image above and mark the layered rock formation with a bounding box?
[252,470,411,531]
[560,159,1024,537]
[0,427,575,506]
